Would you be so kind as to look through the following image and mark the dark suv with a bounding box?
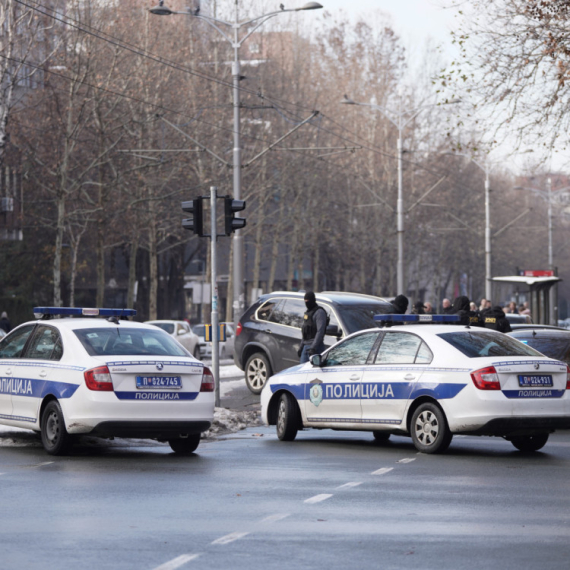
[234,291,394,393]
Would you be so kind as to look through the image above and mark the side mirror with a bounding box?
[177,329,185,335]
[309,353,322,367]
[326,324,341,338]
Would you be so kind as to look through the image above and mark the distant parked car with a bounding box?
[145,320,201,360]
[505,313,532,325]
[192,322,235,360]
[234,291,394,394]
[508,328,570,365]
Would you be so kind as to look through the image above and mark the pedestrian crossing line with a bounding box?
[397,458,416,464]
[371,467,394,475]
[261,513,290,523]
[336,482,362,490]
[152,553,201,570]
[211,532,250,545]
[304,493,333,504]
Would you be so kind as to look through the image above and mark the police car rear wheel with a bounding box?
[372,431,391,443]
[41,400,72,456]
[411,403,452,454]
[276,393,300,441]
[510,433,549,452]
[245,353,272,395]
[169,434,200,454]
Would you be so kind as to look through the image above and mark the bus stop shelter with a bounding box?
[492,275,562,325]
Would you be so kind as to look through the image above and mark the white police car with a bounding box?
[0,307,215,455]
[261,314,570,453]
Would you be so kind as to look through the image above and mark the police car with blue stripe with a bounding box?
[261,314,570,453]
[0,307,215,455]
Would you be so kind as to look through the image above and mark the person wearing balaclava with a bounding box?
[298,292,328,363]
[451,296,485,327]
[391,294,409,315]
[0,312,10,333]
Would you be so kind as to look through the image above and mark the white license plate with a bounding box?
[136,376,182,389]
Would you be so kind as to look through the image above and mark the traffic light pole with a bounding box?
[210,186,220,408]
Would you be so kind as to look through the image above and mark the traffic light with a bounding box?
[224,196,246,235]
[181,198,204,236]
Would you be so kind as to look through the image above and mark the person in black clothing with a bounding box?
[412,301,425,315]
[451,296,484,327]
[392,295,409,315]
[298,292,327,363]
[482,305,512,333]
[0,312,10,334]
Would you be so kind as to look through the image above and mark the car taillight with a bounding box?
[236,322,243,336]
[471,366,501,390]
[200,367,215,392]
[566,365,570,389]
[84,365,114,391]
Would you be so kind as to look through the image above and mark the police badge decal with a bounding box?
[309,378,323,407]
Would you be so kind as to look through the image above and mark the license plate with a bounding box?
[136,376,182,389]
[518,375,553,388]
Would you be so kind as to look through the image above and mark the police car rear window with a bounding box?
[74,328,189,357]
[438,331,543,358]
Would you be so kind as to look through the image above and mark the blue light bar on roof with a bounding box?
[33,307,137,318]
[374,314,460,323]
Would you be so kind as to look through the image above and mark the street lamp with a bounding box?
[341,95,459,294]
[150,1,323,323]
[514,178,570,324]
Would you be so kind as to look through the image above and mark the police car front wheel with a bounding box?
[411,403,453,454]
[276,393,301,441]
[41,400,73,456]
[169,434,201,454]
[509,433,549,452]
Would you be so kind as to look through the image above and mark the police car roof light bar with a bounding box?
[33,307,137,319]
[373,314,461,325]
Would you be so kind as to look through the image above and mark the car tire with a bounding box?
[510,433,549,452]
[41,400,72,456]
[193,346,201,360]
[372,431,391,443]
[245,352,272,394]
[169,434,201,454]
[411,402,453,454]
[276,392,301,441]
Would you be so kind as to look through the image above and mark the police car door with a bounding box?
[13,325,65,424]
[361,331,430,426]
[305,331,380,426]
[0,325,36,423]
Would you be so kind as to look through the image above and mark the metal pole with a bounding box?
[232,1,244,327]
[397,133,404,294]
[485,170,492,301]
[547,177,557,325]
[210,186,220,408]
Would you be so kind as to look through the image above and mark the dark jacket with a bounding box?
[0,317,10,334]
[482,306,512,333]
[392,295,409,315]
[301,305,327,351]
[451,296,484,327]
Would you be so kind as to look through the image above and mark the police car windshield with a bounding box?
[438,331,543,358]
[74,328,189,357]
[337,304,392,334]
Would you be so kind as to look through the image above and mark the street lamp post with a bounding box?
[341,95,458,294]
[150,0,323,323]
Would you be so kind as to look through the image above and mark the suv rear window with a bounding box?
[74,328,189,357]
[438,331,543,358]
[336,303,393,334]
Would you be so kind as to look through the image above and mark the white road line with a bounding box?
[304,494,333,504]
[397,458,416,464]
[261,513,290,523]
[33,462,54,468]
[372,467,394,475]
[211,532,249,545]
[153,553,201,570]
[336,482,362,490]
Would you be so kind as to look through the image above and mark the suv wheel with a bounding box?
[245,352,272,394]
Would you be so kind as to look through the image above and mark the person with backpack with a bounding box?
[298,291,328,363]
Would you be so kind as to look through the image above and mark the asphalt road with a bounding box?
[2,425,570,570]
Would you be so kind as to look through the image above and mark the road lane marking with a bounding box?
[31,462,54,469]
[304,494,333,504]
[397,458,416,464]
[261,513,290,523]
[372,467,394,475]
[153,553,201,570]
[336,482,362,490]
[211,532,249,545]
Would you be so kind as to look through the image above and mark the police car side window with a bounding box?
[24,325,63,361]
[0,325,35,359]
[375,332,423,364]
[325,332,379,366]
[415,341,433,364]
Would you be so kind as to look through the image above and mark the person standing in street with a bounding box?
[392,295,409,315]
[482,305,512,333]
[298,292,327,364]
[0,312,11,334]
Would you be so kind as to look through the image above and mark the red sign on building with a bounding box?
[518,270,555,277]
